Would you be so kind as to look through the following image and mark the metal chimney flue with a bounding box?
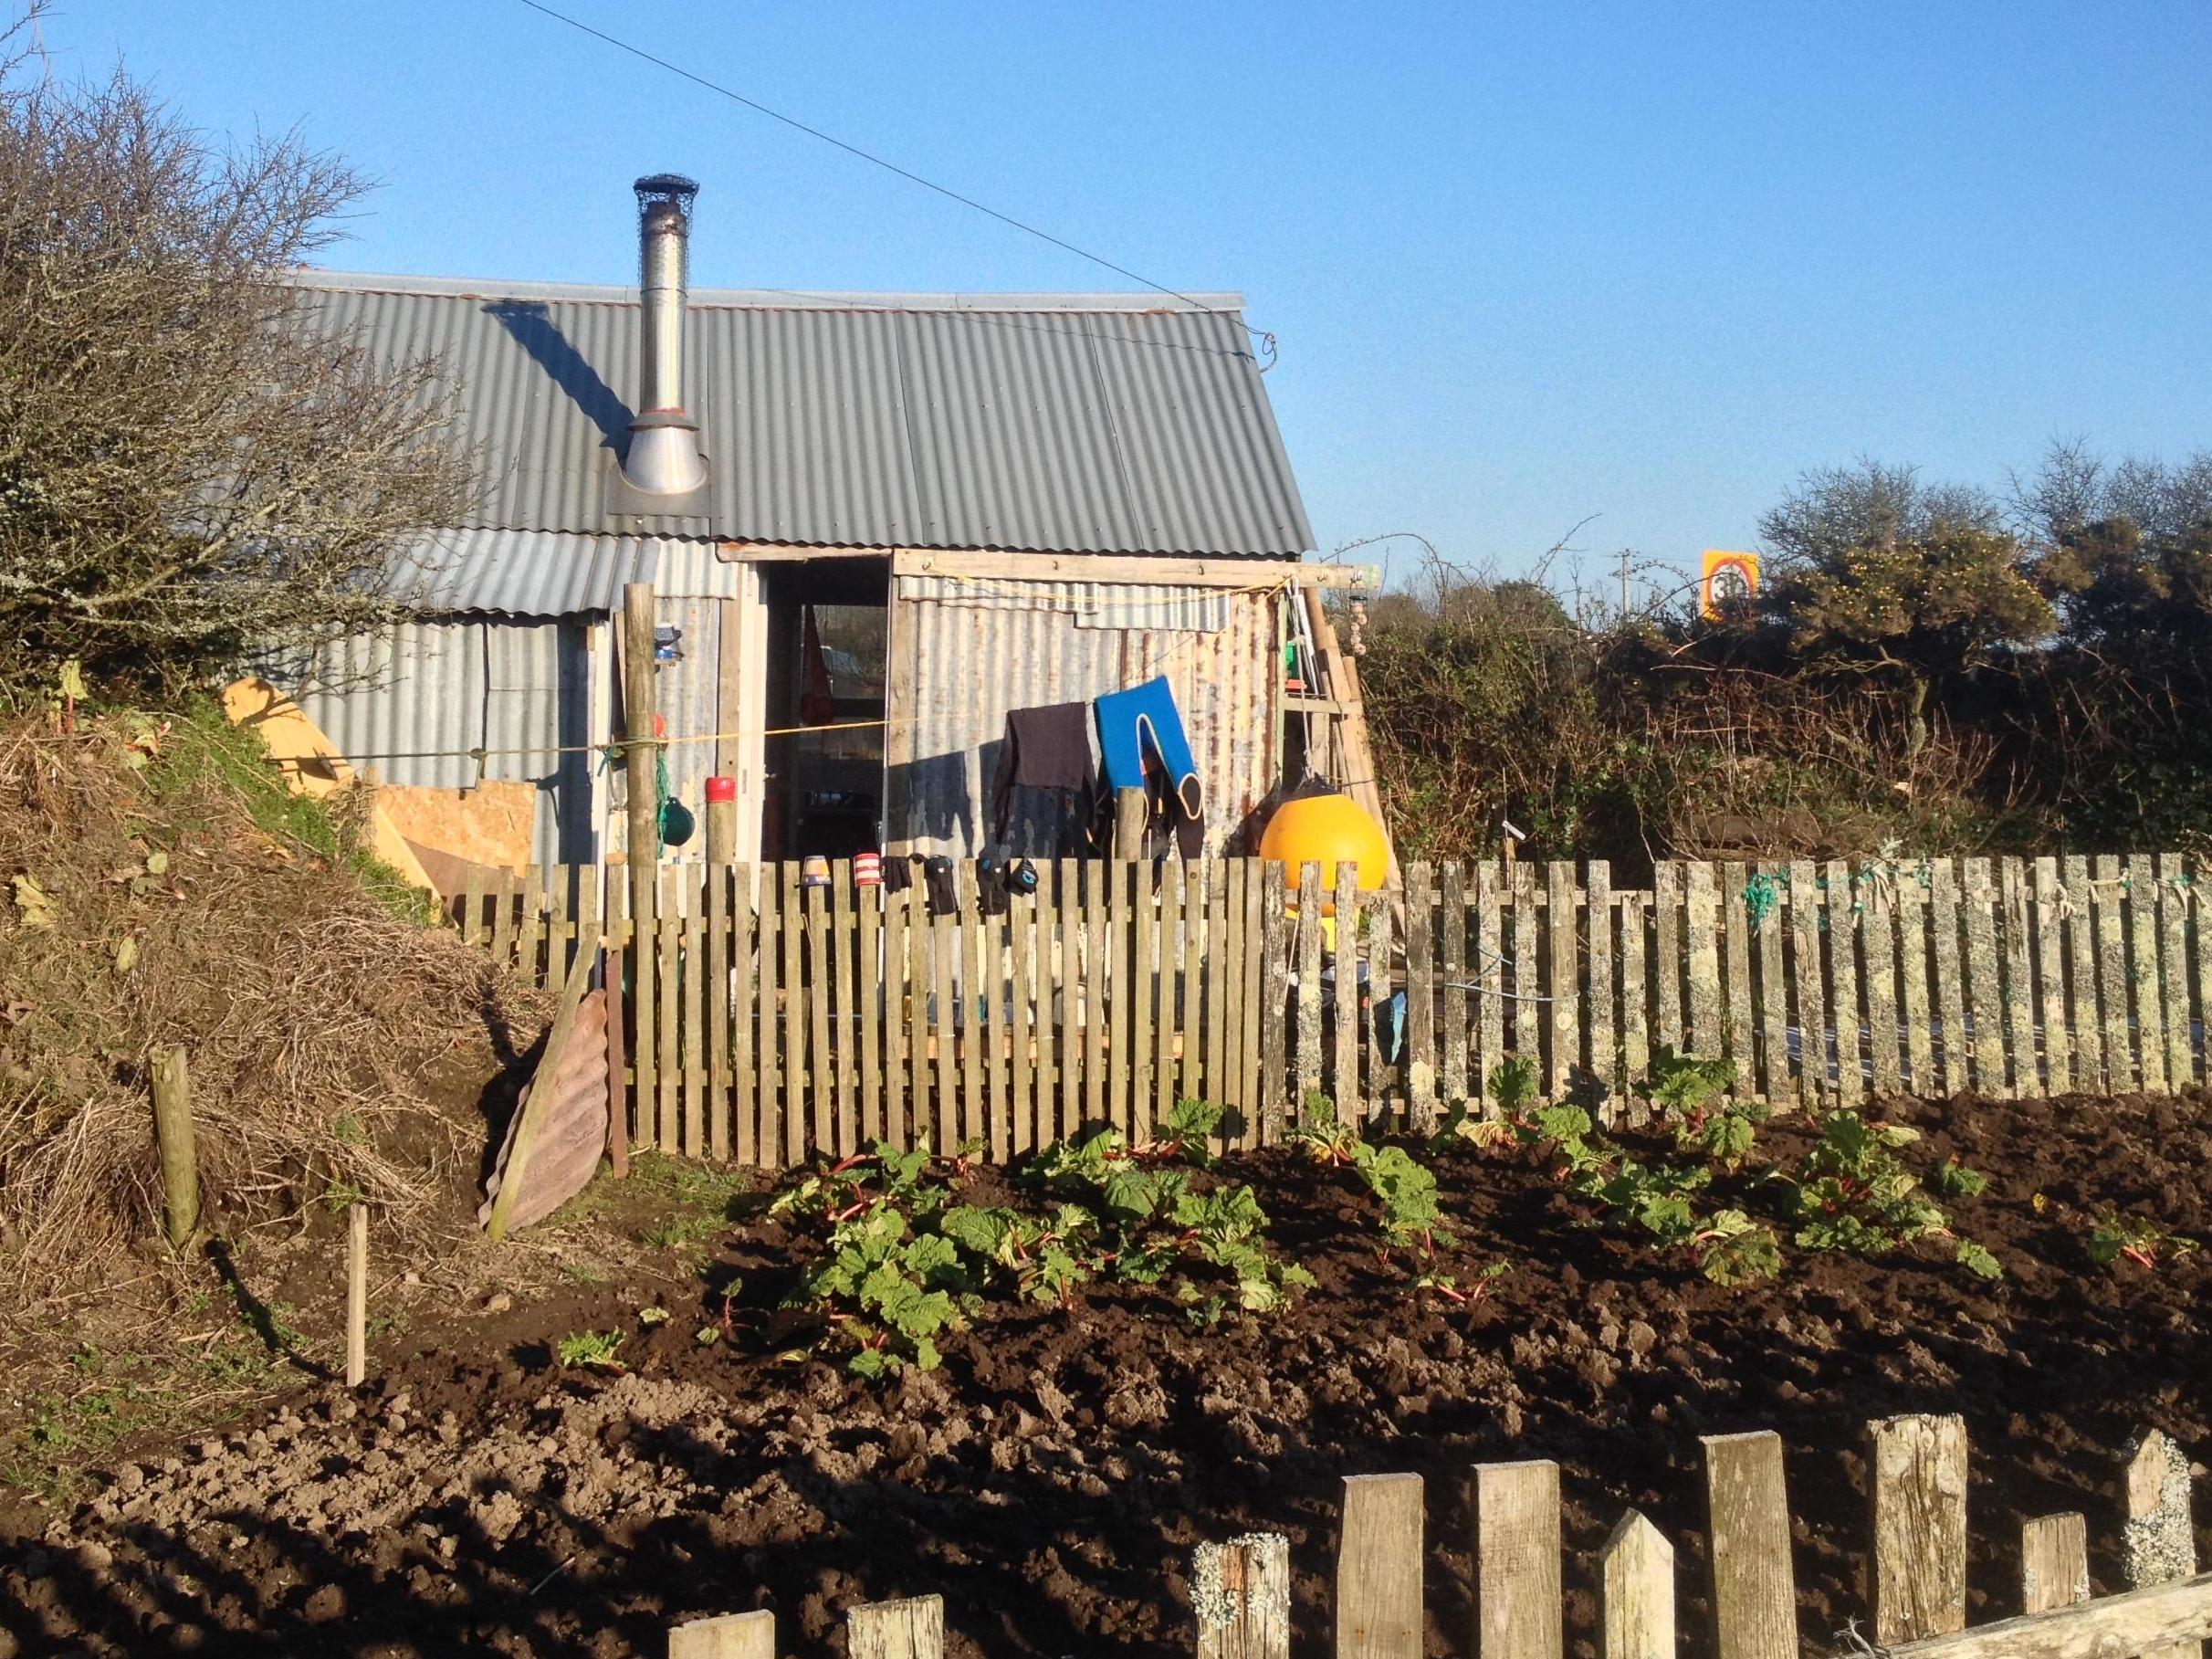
[623,173,707,496]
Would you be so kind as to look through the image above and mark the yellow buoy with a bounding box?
[1259,791,1389,913]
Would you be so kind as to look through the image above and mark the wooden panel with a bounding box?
[1587,861,1618,1116]
[2094,856,2133,1092]
[1333,866,1361,1115]
[2000,859,2040,1097]
[1512,861,1541,1074]
[2021,1513,2090,1615]
[781,864,807,1162]
[1704,1430,1796,1659]
[1959,858,2007,1098]
[1722,861,1756,1093]
[1261,861,1291,1137]
[1825,860,1863,1108]
[489,865,515,968]
[668,1610,774,1659]
[1441,863,1470,1105]
[1337,1472,1424,1659]
[912,878,938,1150]
[2129,853,2169,1094]
[517,865,545,988]
[1473,1459,1563,1659]
[730,866,757,1166]
[1862,866,1903,1098]
[462,863,485,946]
[755,870,781,1164]
[1365,895,1393,1126]
[1056,858,1082,1141]
[1153,862,1180,1128]
[847,1594,944,1659]
[1755,866,1792,1109]
[958,863,984,1151]
[682,870,706,1156]
[1193,1532,1291,1659]
[1686,864,1723,1063]
[1652,863,1683,1055]
[658,871,682,1153]
[708,863,730,1161]
[1295,863,1324,1111]
[1238,862,1266,1138]
[1132,858,1157,1134]
[633,864,659,1150]
[1897,866,1935,1097]
[980,870,1008,1161]
[1477,861,1504,1105]
[2062,855,2103,1093]
[859,872,884,1147]
[2158,853,2194,1088]
[1929,860,1969,1098]
[1871,1413,1968,1643]
[1008,879,1034,1156]
[1405,861,1438,1131]
[1601,1511,1675,1659]
[1547,863,1580,1100]
[1206,861,1230,1118]
[808,878,836,1154]
[1177,864,1202,1108]
[1788,859,1826,1107]
[1107,860,1135,1141]
[1620,893,1650,1116]
[1085,859,1109,1134]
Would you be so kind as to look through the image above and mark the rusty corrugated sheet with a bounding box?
[288,272,1315,557]
[886,574,1279,857]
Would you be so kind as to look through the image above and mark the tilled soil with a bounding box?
[5,1088,2211,1659]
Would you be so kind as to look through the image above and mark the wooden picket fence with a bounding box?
[662,1416,2211,1659]
[455,851,2212,1165]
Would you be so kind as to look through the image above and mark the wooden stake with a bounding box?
[1870,1412,1968,1643]
[1473,1459,1563,1659]
[1337,1472,1424,1659]
[668,1609,773,1659]
[1600,1511,1675,1659]
[1193,1533,1291,1659]
[1703,1431,1796,1659]
[2021,1513,2091,1615]
[848,1594,945,1659]
[151,1046,200,1251]
[344,1202,368,1388]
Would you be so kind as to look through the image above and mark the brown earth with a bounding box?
[5,1087,2212,1659]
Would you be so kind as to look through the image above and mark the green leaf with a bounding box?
[1955,1240,2002,1280]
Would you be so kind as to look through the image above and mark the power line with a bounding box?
[510,0,1251,337]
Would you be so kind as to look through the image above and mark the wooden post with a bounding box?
[669,1609,773,1659]
[1192,1533,1291,1659]
[1115,786,1148,862]
[2123,1426,2197,1659]
[1600,1511,1675,1659]
[705,790,738,868]
[1703,1431,1796,1659]
[1337,1472,1423,1659]
[1871,1413,1968,1643]
[151,1046,200,1251]
[343,1202,368,1388]
[2021,1514,2091,1614]
[623,583,661,1156]
[848,1595,944,1659]
[602,940,629,1178]
[1474,1459,1563,1659]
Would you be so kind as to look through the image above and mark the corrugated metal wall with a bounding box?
[884,575,1279,858]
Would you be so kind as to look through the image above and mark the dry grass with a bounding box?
[0,704,550,1314]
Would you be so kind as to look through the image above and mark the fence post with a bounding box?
[848,1595,944,1659]
[1474,1459,1563,1659]
[1703,1431,1795,1659]
[1870,1413,1967,1643]
[1337,1472,1423,1659]
[2021,1513,2090,1614]
[1600,1511,1675,1659]
[622,583,659,1157]
[344,1202,368,1388]
[2122,1427,2197,1659]
[151,1046,200,1251]
[1192,1533,1291,1659]
[669,1610,773,1659]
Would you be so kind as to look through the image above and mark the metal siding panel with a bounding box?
[885,575,1275,859]
[652,594,726,854]
[383,528,750,615]
[287,275,1315,556]
[294,620,487,793]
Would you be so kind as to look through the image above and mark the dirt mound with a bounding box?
[0,703,551,1500]
[9,1088,2209,1659]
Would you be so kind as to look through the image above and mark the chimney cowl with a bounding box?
[623,173,707,497]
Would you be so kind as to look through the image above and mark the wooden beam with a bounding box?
[1881,1571,2212,1659]
[888,548,1380,589]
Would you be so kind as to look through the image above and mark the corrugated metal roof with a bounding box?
[384,528,754,615]
[886,575,1279,859]
[289,270,1315,558]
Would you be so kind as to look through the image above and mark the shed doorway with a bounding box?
[760,558,890,861]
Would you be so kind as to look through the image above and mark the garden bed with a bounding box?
[5,1086,2211,1659]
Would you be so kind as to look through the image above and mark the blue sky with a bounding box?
[44,2,2212,595]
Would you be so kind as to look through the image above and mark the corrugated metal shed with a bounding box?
[383,528,751,616]
[885,574,1279,859]
[289,272,1315,558]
